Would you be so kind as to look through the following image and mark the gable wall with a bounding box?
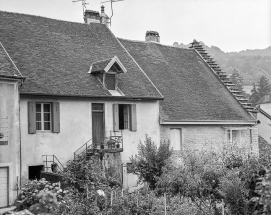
[0,79,20,206]
[19,97,160,188]
[257,112,271,144]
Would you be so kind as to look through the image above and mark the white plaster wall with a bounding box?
[257,112,271,144]
[260,104,271,116]
[0,79,20,205]
[20,98,160,188]
[160,125,258,156]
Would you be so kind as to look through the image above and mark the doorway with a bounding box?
[92,103,105,144]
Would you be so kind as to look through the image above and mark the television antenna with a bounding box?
[100,0,125,26]
[72,0,89,15]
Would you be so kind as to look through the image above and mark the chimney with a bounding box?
[100,5,110,27]
[145,31,160,43]
[84,10,100,24]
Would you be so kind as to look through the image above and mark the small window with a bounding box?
[36,103,51,131]
[105,74,116,90]
[227,130,240,143]
[126,163,133,174]
[170,128,182,151]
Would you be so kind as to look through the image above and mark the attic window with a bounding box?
[89,56,127,95]
[105,74,115,90]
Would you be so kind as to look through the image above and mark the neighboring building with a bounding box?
[257,107,271,144]
[0,9,258,207]
[0,42,25,207]
[120,37,258,154]
[257,94,271,115]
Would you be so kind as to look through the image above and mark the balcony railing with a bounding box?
[42,155,64,173]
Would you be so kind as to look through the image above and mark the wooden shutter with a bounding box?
[52,102,60,133]
[130,104,137,131]
[113,104,119,131]
[28,101,36,134]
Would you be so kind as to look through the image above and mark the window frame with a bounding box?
[227,129,241,143]
[36,103,52,131]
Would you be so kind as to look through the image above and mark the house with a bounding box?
[120,37,258,154]
[257,107,271,144]
[0,8,258,207]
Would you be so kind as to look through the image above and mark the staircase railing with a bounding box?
[74,138,93,160]
[42,155,64,173]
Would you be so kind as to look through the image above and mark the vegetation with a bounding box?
[250,75,271,104]
[11,136,271,215]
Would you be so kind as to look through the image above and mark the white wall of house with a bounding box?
[0,79,20,206]
[257,112,271,144]
[160,125,259,156]
[260,104,271,116]
[20,97,160,188]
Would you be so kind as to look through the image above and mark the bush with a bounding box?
[129,135,172,189]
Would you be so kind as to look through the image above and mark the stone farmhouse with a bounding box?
[0,8,258,207]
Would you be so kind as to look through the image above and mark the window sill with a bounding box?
[36,130,52,133]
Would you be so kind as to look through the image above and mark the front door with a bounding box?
[92,103,104,144]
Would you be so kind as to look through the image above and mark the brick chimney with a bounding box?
[100,5,110,27]
[84,10,100,24]
[145,31,160,43]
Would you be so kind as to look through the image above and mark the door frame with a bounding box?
[91,103,105,143]
[0,165,10,208]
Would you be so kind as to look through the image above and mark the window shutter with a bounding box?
[52,102,60,133]
[28,101,36,134]
[130,104,137,131]
[113,104,119,131]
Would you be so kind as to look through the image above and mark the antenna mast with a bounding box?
[100,0,124,26]
[72,0,89,17]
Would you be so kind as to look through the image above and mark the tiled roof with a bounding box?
[119,39,254,121]
[90,58,112,73]
[0,42,23,79]
[0,11,162,99]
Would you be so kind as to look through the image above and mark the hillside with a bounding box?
[173,42,271,85]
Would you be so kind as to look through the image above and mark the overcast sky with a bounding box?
[0,0,270,52]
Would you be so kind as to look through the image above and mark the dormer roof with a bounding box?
[89,56,127,74]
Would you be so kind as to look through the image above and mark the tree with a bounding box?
[249,82,260,104]
[230,69,245,93]
[130,135,172,190]
[257,75,271,99]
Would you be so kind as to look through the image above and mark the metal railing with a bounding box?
[74,138,93,160]
[42,155,64,173]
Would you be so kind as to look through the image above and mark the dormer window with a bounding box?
[89,56,127,96]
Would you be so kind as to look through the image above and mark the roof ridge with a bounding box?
[0,41,23,77]
[114,38,164,98]
[118,38,190,50]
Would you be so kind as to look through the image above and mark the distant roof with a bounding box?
[119,38,254,121]
[0,11,162,99]
[0,42,23,79]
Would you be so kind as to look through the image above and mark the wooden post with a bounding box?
[222,199,225,215]
[164,193,167,215]
[111,191,113,206]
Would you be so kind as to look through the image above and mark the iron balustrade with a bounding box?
[42,155,64,173]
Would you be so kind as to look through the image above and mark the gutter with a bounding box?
[20,92,164,101]
[161,120,257,125]
[0,75,26,80]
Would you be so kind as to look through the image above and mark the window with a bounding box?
[29,165,44,180]
[170,128,182,151]
[105,74,116,90]
[28,101,60,134]
[227,130,240,143]
[113,104,137,131]
[36,103,51,131]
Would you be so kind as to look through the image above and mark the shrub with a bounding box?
[129,135,172,189]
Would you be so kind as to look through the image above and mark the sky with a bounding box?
[0,0,270,52]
